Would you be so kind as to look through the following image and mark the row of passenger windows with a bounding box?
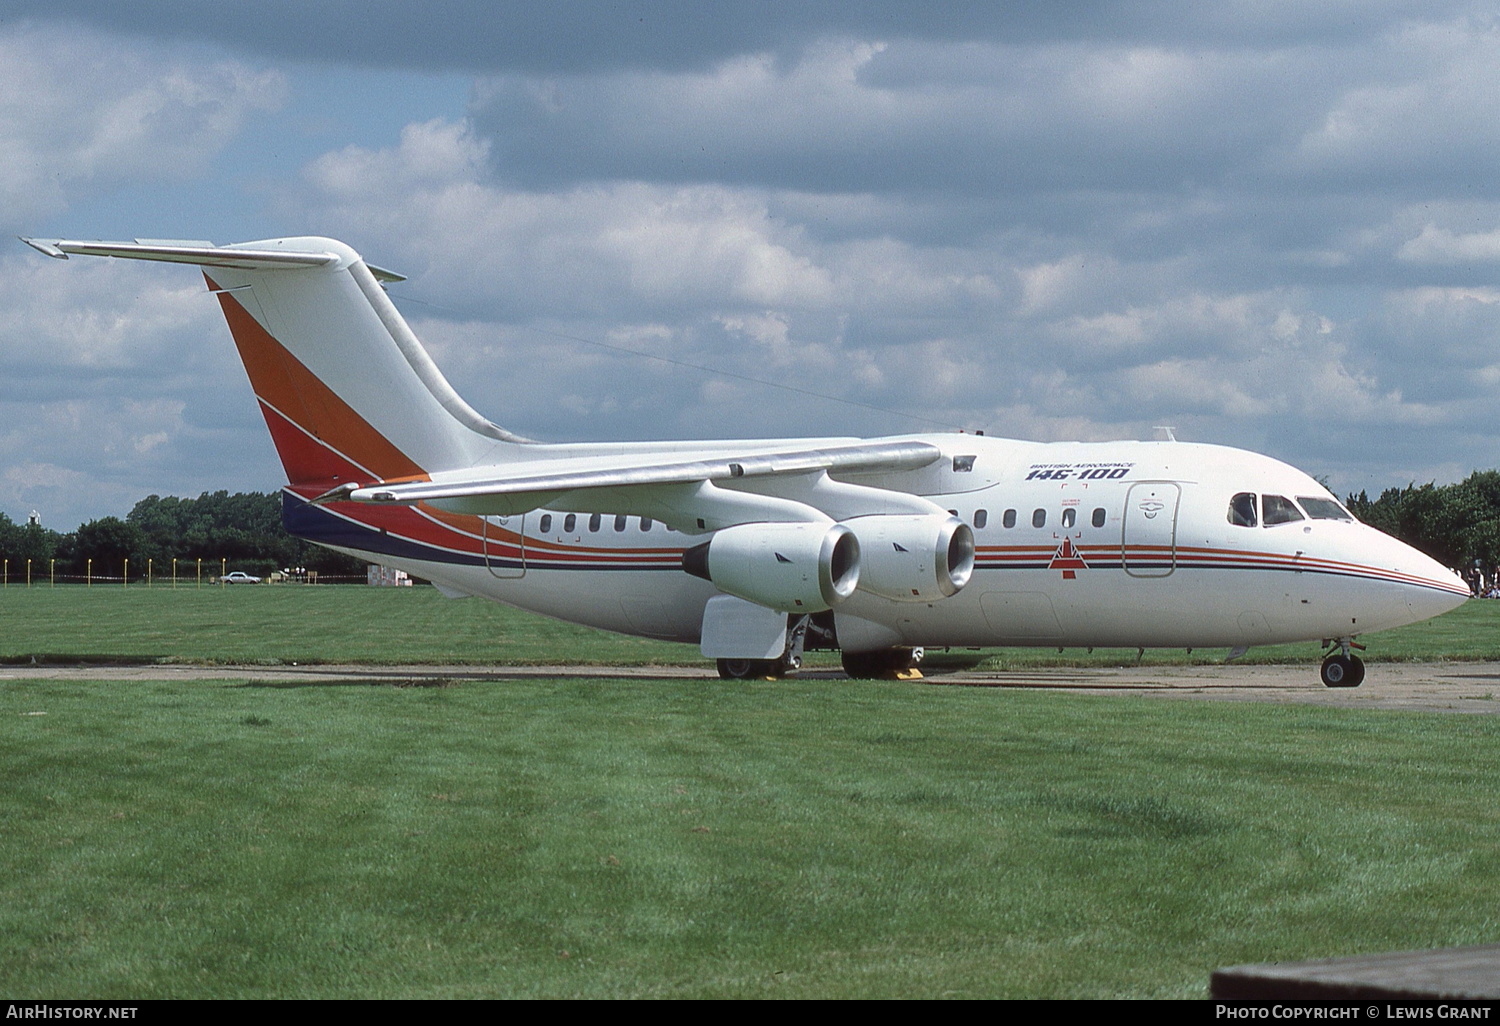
[532,498,1353,536]
[962,507,1109,530]
[538,513,664,534]
[1227,493,1354,528]
[535,508,1113,535]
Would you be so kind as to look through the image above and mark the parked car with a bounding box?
[220,571,262,584]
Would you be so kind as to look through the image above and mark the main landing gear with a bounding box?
[716,645,928,681]
[709,615,926,682]
[715,614,817,680]
[841,646,925,680]
[1320,637,1366,688]
[717,656,797,680]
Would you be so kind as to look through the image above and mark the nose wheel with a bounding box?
[1320,638,1366,688]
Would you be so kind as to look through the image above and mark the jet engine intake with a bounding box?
[682,521,861,612]
[847,513,975,602]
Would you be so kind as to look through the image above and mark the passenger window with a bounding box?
[614,514,627,532]
[1061,508,1076,529]
[539,514,552,533]
[1091,507,1106,528]
[1032,508,1046,528]
[1227,493,1257,528]
[1298,497,1353,521]
[1003,509,1017,529]
[564,514,577,533]
[589,513,602,532]
[973,509,988,529]
[640,517,653,531]
[1262,495,1304,526]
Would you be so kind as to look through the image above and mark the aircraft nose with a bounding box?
[1385,534,1470,622]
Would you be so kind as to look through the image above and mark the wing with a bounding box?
[322,438,951,531]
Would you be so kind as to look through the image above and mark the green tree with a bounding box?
[126,491,365,578]
[0,514,64,577]
[70,517,148,581]
[1349,470,1500,572]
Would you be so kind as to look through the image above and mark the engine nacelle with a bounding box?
[847,514,974,602]
[682,521,861,613]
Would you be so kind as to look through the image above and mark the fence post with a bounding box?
[147,558,153,588]
[87,558,92,587]
[123,558,129,589]
[26,558,31,587]
[173,557,178,589]
[196,558,201,588]
[50,558,54,587]
[220,557,226,587]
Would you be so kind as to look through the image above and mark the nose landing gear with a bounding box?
[1320,638,1366,688]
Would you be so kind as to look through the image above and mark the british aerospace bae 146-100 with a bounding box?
[22,235,1470,685]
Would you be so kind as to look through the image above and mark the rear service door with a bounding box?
[482,514,526,579]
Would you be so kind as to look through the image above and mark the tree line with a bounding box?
[1346,470,1500,573]
[0,491,366,582]
[3,473,1498,585]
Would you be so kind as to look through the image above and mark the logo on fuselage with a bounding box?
[1025,462,1134,482]
[1048,537,1088,580]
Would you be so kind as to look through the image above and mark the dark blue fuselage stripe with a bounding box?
[283,493,491,566]
[283,493,680,572]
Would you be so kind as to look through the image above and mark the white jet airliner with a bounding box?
[22,235,1470,686]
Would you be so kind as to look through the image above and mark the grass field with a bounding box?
[0,582,1498,667]
[3,675,1499,998]
[2,586,1498,998]
[0,584,696,666]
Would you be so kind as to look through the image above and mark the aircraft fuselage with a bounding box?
[286,434,1468,653]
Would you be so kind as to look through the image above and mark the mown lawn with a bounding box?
[0,584,1495,667]
[0,584,696,666]
[2,675,1497,998]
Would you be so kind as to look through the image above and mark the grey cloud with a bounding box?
[0,252,282,527]
[275,105,1500,468]
[15,3,1500,525]
[0,24,286,231]
[8,2,1463,75]
[471,38,1325,196]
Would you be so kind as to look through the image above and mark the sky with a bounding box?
[7,1,1500,528]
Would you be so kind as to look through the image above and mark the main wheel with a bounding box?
[840,651,883,678]
[841,647,920,679]
[1320,654,1365,688]
[717,658,788,680]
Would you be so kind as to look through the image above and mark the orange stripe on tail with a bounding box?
[207,272,427,487]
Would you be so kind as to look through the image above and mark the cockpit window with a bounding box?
[1227,492,1257,527]
[1297,497,1354,522]
[1262,494,1305,525]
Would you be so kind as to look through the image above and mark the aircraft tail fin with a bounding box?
[23,237,525,489]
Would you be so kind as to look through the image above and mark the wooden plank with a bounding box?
[1212,945,1500,999]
